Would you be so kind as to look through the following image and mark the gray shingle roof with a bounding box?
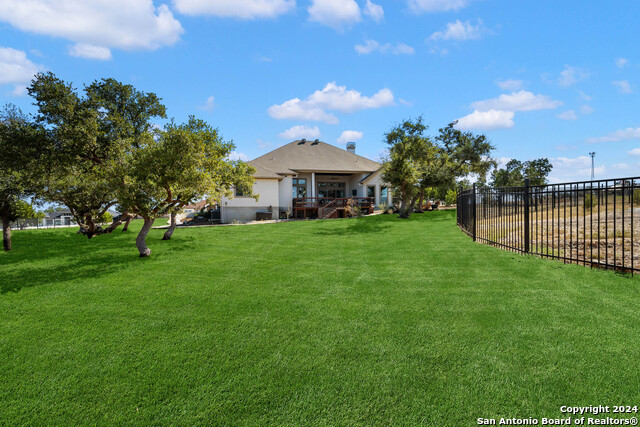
[247,162,282,179]
[250,140,381,175]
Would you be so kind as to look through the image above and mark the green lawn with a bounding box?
[1,211,638,425]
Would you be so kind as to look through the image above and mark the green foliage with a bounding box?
[382,118,494,219]
[0,104,47,249]
[381,117,432,218]
[445,188,457,206]
[634,189,640,205]
[490,158,553,187]
[19,73,257,256]
[584,193,594,208]
[26,72,167,237]
[97,212,113,224]
[118,116,256,222]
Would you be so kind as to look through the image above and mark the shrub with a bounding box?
[97,212,113,224]
[445,189,457,206]
[345,198,362,217]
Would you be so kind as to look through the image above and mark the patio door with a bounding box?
[317,182,346,198]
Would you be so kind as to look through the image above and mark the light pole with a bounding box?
[589,152,596,180]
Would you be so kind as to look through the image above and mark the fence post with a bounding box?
[457,186,462,226]
[524,178,530,253]
[472,183,477,242]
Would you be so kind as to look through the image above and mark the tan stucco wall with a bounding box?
[221,178,280,223]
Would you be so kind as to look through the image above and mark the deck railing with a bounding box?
[293,197,375,218]
[457,177,640,274]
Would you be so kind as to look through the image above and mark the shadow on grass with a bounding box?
[0,226,197,294]
[314,215,393,236]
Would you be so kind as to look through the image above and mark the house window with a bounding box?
[235,184,250,197]
[293,178,307,198]
[367,186,375,198]
[317,181,345,198]
[381,186,388,200]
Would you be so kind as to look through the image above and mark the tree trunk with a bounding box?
[416,189,425,213]
[398,205,412,219]
[122,216,133,232]
[136,218,154,257]
[103,212,132,234]
[397,199,413,219]
[162,212,177,240]
[2,218,11,251]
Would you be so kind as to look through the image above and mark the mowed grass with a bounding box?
[1,211,639,426]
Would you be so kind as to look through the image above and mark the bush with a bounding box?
[97,212,113,224]
[445,189,457,206]
[345,198,362,217]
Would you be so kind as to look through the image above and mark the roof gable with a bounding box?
[250,140,380,175]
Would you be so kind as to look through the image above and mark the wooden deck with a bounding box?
[293,197,375,219]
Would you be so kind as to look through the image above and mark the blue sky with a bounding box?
[1,0,638,183]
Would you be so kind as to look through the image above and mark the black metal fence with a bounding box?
[457,176,640,274]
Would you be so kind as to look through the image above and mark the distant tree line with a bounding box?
[0,72,256,256]
[489,158,553,187]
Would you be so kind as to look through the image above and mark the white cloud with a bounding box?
[198,96,215,112]
[68,43,112,60]
[279,125,321,140]
[557,110,577,121]
[173,0,295,19]
[587,128,640,143]
[256,55,273,62]
[354,40,378,54]
[408,0,469,13]
[612,80,633,94]
[268,82,394,123]
[399,98,413,106]
[308,0,360,29]
[337,130,363,144]
[455,109,514,131]
[363,0,384,22]
[629,148,640,156]
[354,40,414,55]
[496,79,524,91]
[0,1,183,58]
[580,105,594,115]
[548,156,605,183]
[616,57,628,69]
[430,19,485,41]
[612,163,630,170]
[429,46,448,55]
[471,90,562,112]
[256,139,272,149]
[578,90,592,101]
[269,98,339,124]
[391,43,415,55]
[0,47,44,94]
[555,144,577,152]
[587,128,640,142]
[229,151,249,161]
[557,65,588,87]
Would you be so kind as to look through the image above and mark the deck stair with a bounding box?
[319,199,341,219]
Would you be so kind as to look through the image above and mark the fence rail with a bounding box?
[9,218,78,230]
[457,177,640,274]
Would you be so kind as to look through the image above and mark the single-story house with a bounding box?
[183,200,210,218]
[220,139,392,223]
[43,209,75,226]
